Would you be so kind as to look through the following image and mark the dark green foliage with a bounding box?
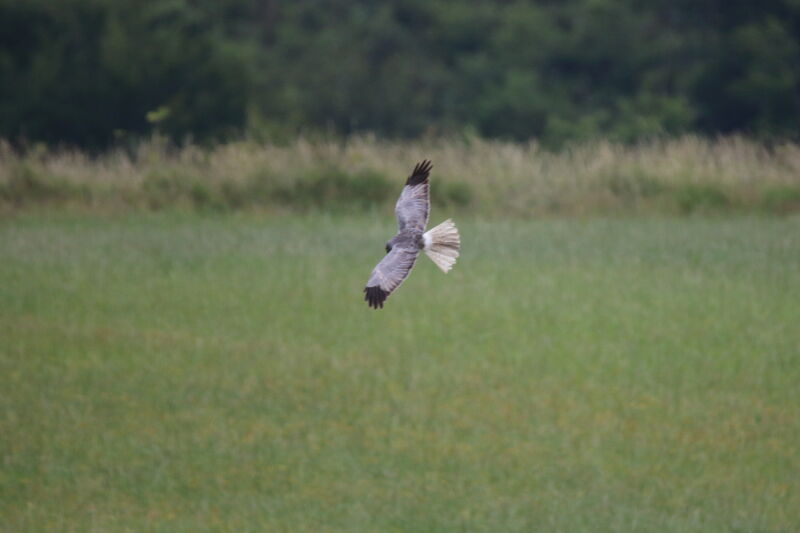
[79,165,397,212]
[0,0,258,147]
[674,184,731,213]
[272,168,394,211]
[1,0,799,147]
[134,164,469,212]
[760,186,800,214]
[431,181,473,208]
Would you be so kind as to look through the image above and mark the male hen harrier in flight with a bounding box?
[364,160,460,309]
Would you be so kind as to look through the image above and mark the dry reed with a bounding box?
[2,135,799,215]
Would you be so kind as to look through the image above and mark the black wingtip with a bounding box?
[363,286,388,309]
[406,159,433,186]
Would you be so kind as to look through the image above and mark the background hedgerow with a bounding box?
[2,136,799,216]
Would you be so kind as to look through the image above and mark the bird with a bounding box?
[364,160,460,309]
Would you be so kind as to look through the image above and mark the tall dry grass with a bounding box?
[2,136,800,215]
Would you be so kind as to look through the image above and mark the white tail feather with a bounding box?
[423,219,460,273]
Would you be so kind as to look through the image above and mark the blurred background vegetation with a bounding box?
[2,0,799,149]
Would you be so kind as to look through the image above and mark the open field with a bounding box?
[3,136,800,216]
[1,213,799,532]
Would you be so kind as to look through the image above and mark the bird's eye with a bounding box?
[385,244,392,253]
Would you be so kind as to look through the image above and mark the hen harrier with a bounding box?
[364,160,460,309]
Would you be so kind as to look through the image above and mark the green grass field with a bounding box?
[1,213,799,532]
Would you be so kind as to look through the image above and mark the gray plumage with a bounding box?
[364,160,431,309]
[364,160,460,309]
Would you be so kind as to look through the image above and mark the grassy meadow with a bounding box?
[1,211,799,532]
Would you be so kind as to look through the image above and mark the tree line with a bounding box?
[1,0,799,148]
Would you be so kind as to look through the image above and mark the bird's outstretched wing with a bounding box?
[395,160,431,232]
[363,246,420,309]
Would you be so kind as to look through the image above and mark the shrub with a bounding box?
[272,168,393,211]
[673,184,730,213]
[0,162,82,206]
[760,186,800,214]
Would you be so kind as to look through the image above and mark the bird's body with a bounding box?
[364,160,460,309]
[387,228,424,253]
